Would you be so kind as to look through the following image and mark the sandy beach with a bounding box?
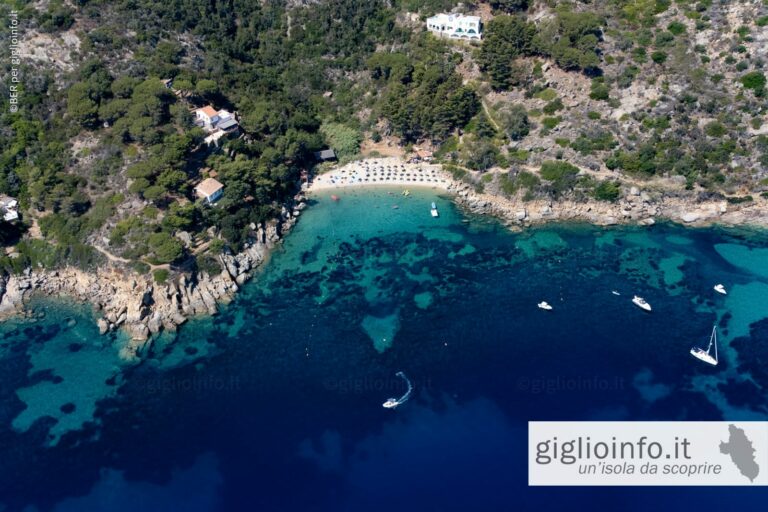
[306,157,768,229]
[308,157,451,192]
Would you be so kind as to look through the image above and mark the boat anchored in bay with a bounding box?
[430,202,439,217]
[690,325,718,366]
[713,284,727,295]
[632,295,652,312]
[537,301,553,311]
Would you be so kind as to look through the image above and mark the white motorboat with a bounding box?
[713,284,727,295]
[632,295,651,312]
[430,202,439,217]
[537,301,553,311]
[382,371,413,409]
[690,325,718,366]
[611,290,621,296]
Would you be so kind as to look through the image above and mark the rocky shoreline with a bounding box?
[0,201,305,361]
[449,181,768,229]
[2,165,767,361]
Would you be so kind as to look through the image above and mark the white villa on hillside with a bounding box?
[194,105,239,132]
[195,106,219,128]
[426,13,482,40]
[194,105,240,146]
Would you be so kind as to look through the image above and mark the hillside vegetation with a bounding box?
[0,0,766,278]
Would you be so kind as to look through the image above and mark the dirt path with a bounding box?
[93,245,170,271]
[93,245,130,263]
[481,99,501,132]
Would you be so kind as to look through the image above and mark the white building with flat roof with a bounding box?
[426,13,482,40]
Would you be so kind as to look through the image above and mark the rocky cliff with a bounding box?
[0,212,300,361]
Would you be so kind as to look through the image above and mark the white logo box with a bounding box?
[529,421,768,486]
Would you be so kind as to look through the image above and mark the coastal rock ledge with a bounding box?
[447,183,768,228]
[0,216,296,362]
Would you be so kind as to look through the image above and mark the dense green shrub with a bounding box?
[498,170,540,196]
[541,117,561,130]
[651,51,668,64]
[704,122,726,138]
[497,104,530,141]
[740,72,766,92]
[542,98,564,115]
[726,195,753,204]
[147,232,184,264]
[540,161,580,196]
[667,21,686,35]
[571,132,617,154]
[593,180,621,201]
[153,268,170,284]
[540,161,579,179]
[590,82,611,101]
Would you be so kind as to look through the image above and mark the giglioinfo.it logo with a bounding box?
[529,421,768,486]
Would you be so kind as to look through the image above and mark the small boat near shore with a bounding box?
[713,284,727,295]
[430,202,439,217]
[632,295,651,312]
[690,325,718,366]
[330,194,340,201]
[537,301,553,311]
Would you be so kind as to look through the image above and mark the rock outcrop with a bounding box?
[0,200,304,361]
[448,182,768,229]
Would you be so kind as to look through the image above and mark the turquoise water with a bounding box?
[1,187,767,510]
[0,300,129,445]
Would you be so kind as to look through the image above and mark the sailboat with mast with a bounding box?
[690,325,718,366]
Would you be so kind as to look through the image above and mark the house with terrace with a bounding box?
[194,105,239,133]
[426,13,482,40]
[194,105,240,146]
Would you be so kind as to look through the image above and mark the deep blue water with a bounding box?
[1,188,768,511]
